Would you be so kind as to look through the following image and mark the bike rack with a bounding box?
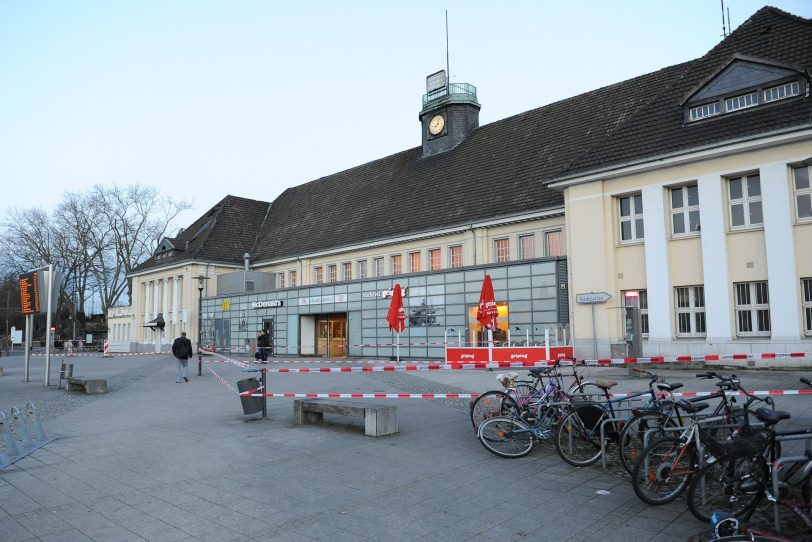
[770,433,812,533]
[0,403,56,470]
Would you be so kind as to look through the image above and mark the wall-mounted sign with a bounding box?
[575,292,611,304]
[222,300,231,311]
[251,300,284,309]
[363,287,410,299]
[298,294,347,306]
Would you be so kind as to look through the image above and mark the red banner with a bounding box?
[446,346,574,364]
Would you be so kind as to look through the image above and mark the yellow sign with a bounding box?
[222,300,231,311]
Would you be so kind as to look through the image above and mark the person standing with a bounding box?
[172,331,193,383]
[257,329,269,363]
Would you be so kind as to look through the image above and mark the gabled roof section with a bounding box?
[683,54,805,104]
[130,195,272,275]
[156,237,179,252]
[551,6,812,181]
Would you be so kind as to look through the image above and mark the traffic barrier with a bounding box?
[102,339,111,357]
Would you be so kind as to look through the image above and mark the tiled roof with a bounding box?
[131,195,271,274]
[134,6,811,270]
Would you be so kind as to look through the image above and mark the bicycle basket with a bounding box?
[699,423,772,459]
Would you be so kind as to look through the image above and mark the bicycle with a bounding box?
[469,358,598,431]
[619,371,751,474]
[631,374,773,506]
[686,378,812,536]
[476,373,576,458]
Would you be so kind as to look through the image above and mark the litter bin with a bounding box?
[237,377,263,415]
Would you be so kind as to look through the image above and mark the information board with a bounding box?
[19,272,41,314]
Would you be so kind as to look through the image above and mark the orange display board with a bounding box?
[19,271,41,315]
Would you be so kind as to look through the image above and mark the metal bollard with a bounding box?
[26,402,48,442]
[11,407,34,449]
[198,354,202,377]
[0,411,19,458]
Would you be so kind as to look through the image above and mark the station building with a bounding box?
[126,6,812,361]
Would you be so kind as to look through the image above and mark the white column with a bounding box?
[698,173,733,341]
[152,280,160,322]
[642,185,671,342]
[144,282,152,324]
[761,161,800,340]
[173,276,180,334]
[162,279,169,320]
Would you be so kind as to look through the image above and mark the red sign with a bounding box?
[446,346,574,364]
[445,347,491,363]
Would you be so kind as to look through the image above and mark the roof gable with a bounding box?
[686,56,803,104]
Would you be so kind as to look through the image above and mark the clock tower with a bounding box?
[419,70,480,158]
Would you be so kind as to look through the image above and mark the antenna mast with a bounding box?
[720,0,728,37]
[445,10,450,86]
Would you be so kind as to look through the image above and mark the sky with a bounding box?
[2,0,812,230]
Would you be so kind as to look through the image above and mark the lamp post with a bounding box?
[195,275,208,376]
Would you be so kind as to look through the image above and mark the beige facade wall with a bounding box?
[563,136,812,358]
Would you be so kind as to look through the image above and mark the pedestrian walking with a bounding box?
[257,330,269,362]
[171,331,193,383]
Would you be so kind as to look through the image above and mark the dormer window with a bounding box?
[683,56,806,124]
[763,81,800,103]
[725,91,757,112]
[689,102,720,121]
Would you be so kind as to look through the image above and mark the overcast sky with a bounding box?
[2,0,811,230]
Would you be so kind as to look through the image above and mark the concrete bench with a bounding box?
[66,377,108,395]
[293,399,397,437]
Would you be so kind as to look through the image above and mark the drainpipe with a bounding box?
[470,224,477,265]
[243,253,250,292]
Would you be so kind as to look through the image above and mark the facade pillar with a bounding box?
[642,184,671,342]
[144,282,151,324]
[697,173,733,342]
[173,276,180,337]
[761,160,801,340]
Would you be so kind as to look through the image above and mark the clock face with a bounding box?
[429,114,445,135]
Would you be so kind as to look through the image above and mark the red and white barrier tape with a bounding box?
[581,353,812,365]
[609,389,812,398]
[31,351,159,357]
[240,392,478,399]
[207,366,239,392]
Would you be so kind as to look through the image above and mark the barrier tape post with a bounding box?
[261,365,267,419]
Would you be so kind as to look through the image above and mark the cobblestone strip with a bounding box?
[26,358,170,422]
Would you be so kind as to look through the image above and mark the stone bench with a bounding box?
[66,377,108,395]
[293,399,397,437]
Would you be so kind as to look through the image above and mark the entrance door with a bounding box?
[315,313,347,357]
[263,319,273,355]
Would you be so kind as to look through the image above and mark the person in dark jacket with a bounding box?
[171,331,193,383]
[257,330,269,362]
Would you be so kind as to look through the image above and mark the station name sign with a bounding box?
[575,292,611,304]
[251,300,284,309]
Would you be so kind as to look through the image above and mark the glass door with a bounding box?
[315,314,347,357]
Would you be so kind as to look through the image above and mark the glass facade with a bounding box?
[202,258,568,360]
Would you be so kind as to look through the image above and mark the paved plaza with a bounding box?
[0,351,811,541]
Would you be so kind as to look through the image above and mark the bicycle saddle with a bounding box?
[595,379,617,389]
[755,407,791,425]
[677,400,709,413]
[657,382,683,392]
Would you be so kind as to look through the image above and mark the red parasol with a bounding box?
[386,284,406,333]
[476,274,499,330]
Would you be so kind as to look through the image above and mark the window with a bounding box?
[803,278,812,336]
[358,260,367,280]
[518,234,535,260]
[793,165,812,221]
[671,185,700,236]
[449,245,462,268]
[342,262,352,282]
[391,254,402,275]
[675,286,706,337]
[429,248,441,271]
[619,194,644,242]
[545,230,564,256]
[314,266,323,284]
[373,257,384,277]
[409,252,421,273]
[289,270,297,287]
[728,174,762,229]
[328,264,337,283]
[725,91,757,112]
[494,238,510,263]
[763,81,800,103]
[621,289,649,337]
[277,272,285,289]
[689,102,720,121]
[735,281,770,336]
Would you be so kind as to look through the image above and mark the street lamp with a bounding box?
[195,275,208,376]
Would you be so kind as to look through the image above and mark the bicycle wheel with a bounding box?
[477,417,534,458]
[687,455,767,523]
[470,391,520,431]
[632,436,696,505]
[554,407,604,467]
[619,411,677,474]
